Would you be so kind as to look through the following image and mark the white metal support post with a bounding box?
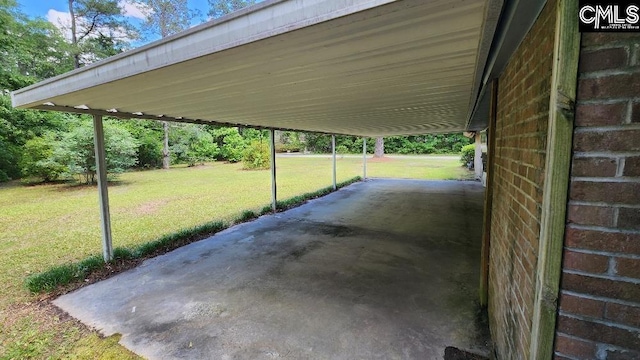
[92,115,113,262]
[270,129,277,211]
[362,137,367,180]
[332,135,337,190]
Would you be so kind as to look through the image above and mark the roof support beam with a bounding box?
[270,129,277,212]
[332,135,337,190]
[92,115,113,262]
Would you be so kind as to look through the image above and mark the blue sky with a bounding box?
[17,0,210,20]
[17,1,212,45]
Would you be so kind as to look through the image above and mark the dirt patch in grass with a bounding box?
[133,200,168,216]
[368,156,395,163]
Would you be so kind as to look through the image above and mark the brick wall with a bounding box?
[554,33,640,360]
[487,0,556,358]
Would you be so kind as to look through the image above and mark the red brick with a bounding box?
[554,334,597,359]
[558,292,605,318]
[606,348,640,360]
[579,48,629,73]
[565,227,640,255]
[606,302,640,328]
[623,156,640,176]
[616,257,640,279]
[567,204,614,227]
[563,250,609,274]
[581,33,640,47]
[578,73,640,100]
[561,272,640,302]
[618,208,640,231]
[575,102,627,126]
[571,157,617,177]
[489,2,556,358]
[573,130,640,152]
[557,315,640,349]
[569,181,640,204]
[633,102,640,123]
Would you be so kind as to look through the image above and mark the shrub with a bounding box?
[136,133,163,169]
[213,127,246,163]
[460,144,475,169]
[278,131,304,152]
[20,135,66,182]
[336,144,349,154]
[53,120,138,184]
[170,124,219,166]
[242,140,270,170]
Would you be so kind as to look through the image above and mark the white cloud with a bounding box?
[45,1,149,33]
[46,9,72,36]
[45,5,139,62]
[120,0,151,20]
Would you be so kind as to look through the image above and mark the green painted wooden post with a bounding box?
[529,0,580,357]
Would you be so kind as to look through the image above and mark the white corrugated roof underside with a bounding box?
[12,0,496,137]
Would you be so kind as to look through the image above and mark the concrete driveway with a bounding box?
[55,179,489,359]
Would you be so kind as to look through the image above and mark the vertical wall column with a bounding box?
[480,80,498,307]
[362,137,367,180]
[531,0,579,357]
[270,129,277,211]
[92,115,113,262]
[332,135,337,190]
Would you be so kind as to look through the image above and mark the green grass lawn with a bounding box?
[0,154,471,359]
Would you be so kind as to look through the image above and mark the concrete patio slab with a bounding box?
[55,179,489,359]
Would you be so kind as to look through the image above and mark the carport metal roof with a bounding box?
[11,0,504,137]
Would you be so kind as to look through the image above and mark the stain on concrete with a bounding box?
[54,179,490,359]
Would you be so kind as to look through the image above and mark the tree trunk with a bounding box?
[68,0,80,69]
[374,137,384,158]
[162,121,170,169]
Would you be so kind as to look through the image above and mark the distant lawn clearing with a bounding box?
[0,154,472,359]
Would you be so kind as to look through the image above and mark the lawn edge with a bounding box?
[25,176,362,295]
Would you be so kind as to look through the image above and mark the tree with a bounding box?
[374,137,384,158]
[208,0,260,19]
[138,0,196,38]
[138,0,198,169]
[169,124,219,166]
[210,127,246,163]
[0,94,72,181]
[67,0,134,68]
[0,0,73,90]
[242,140,270,170]
[120,119,164,168]
[20,135,66,182]
[57,119,138,184]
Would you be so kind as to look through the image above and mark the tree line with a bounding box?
[0,0,470,184]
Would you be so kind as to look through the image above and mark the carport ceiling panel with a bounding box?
[13,0,486,137]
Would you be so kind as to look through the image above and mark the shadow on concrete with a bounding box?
[55,179,490,359]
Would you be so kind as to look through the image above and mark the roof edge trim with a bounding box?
[12,0,397,109]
